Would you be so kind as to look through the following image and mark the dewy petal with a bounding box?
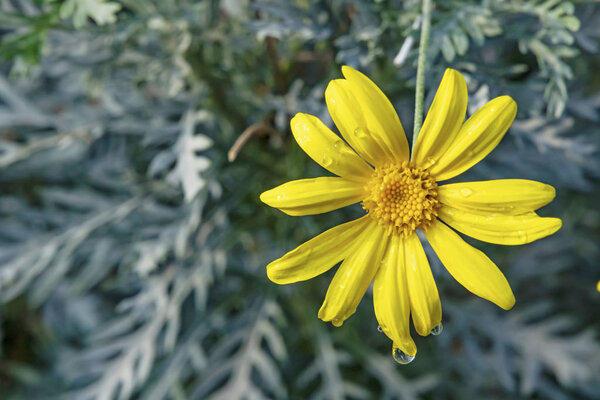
[291,113,373,182]
[404,233,442,336]
[429,96,517,181]
[373,234,417,357]
[438,206,562,245]
[318,222,389,326]
[438,179,556,215]
[425,220,515,310]
[267,216,371,284]
[325,79,388,166]
[412,69,468,167]
[260,177,363,216]
[341,66,410,162]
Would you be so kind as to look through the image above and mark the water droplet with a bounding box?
[333,140,344,149]
[322,155,333,167]
[377,325,383,333]
[392,346,415,365]
[517,230,529,243]
[430,324,443,336]
[459,188,473,197]
[422,157,437,169]
[354,127,368,139]
[332,319,343,327]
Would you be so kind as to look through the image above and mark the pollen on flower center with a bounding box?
[362,161,439,237]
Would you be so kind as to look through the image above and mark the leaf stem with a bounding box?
[411,0,432,155]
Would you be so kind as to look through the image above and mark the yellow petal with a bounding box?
[438,179,556,215]
[425,220,515,310]
[260,177,363,216]
[429,96,517,181]
[373,234,417,357]
[291,113,373,182]
[325,79,387,166]
[341,66,410,162]
[267,216,371,284]
[413,69,468,167]
[404,233,442,336]
[318,222,388,326]
[438,206,562,245]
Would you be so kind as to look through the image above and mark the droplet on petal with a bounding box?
[517,230,529,243]
[459,188,473,197]
[431,324,443,336]
[422,157,437,169]
[353,127,368,139]
[392,345,415,365]
[377,325,383,333]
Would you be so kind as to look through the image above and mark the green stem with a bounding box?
[411,0,432,155]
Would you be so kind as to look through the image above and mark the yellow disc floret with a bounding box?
[362,161,439,237]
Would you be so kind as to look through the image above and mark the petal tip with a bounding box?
[442,68,467,89]
[290,112,303,127]
[317,304,329,321]
[259,190,270,204]
[445,67,462,78]
[498,95,518,113]
[318,300,351,327]
[500,292,516,310]
[290,113,310,138]
[543,183,557,200]
[259,188,280,207]
[551,217,563,233]
[341,65,356,76]
[266,262,288,284]
[324,79,346,104]
[341,65,368,83]
[415,325,430,337]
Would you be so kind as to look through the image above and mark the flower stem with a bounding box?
[411,0,432,155]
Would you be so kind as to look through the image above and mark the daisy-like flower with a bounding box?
[260,66,561,361]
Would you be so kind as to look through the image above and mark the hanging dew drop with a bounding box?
[392,346,415,365]
[431,324,443,336]
[377,325,383,333]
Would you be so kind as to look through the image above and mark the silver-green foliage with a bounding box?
[0,0,599,399]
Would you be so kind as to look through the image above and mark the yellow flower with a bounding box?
[260,66,562,361]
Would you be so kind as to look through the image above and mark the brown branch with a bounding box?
[227,121,281,162]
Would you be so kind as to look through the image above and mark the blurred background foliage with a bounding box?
[0,0,599,399]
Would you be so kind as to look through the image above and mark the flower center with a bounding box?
[362,161,439,237]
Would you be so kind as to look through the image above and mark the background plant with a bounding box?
[0,0,599,399]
